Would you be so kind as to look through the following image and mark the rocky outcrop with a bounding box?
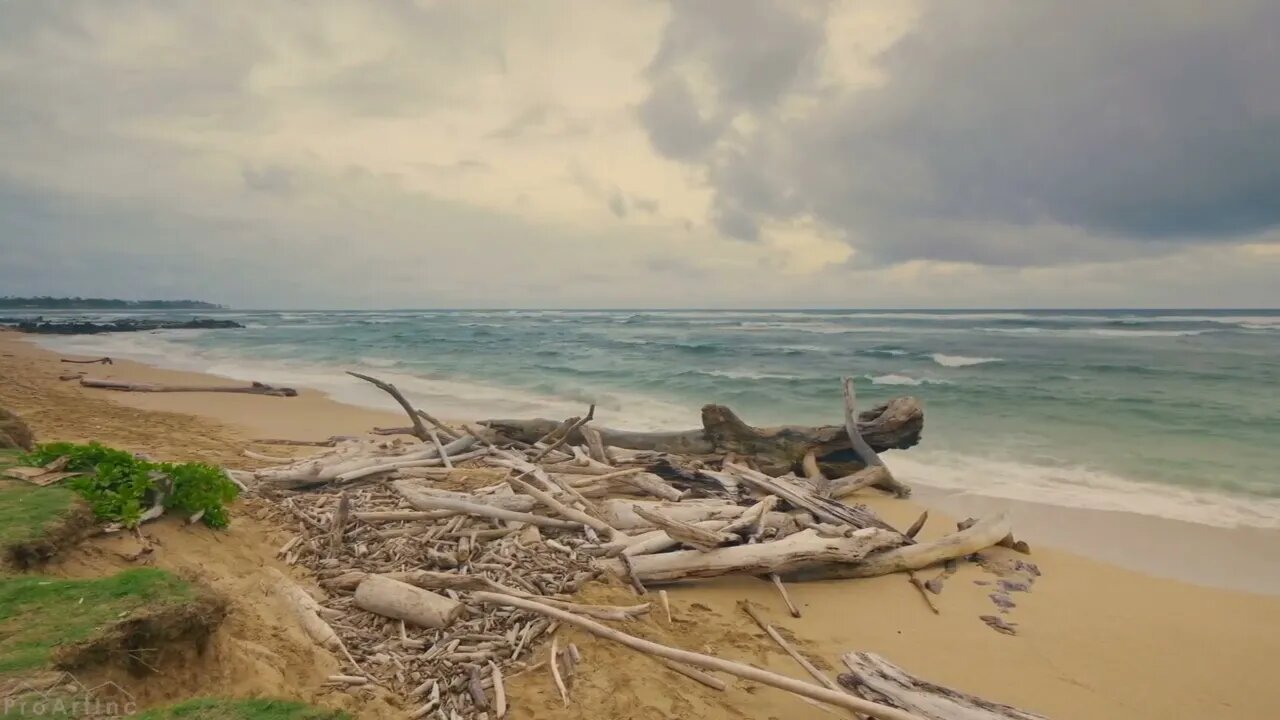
[0,318,244,335]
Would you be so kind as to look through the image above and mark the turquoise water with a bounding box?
[29,309,1280,528]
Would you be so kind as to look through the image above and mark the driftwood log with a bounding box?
[80,377,297,397]
[481,397,923,476]
[609,527,904,584]
[59,356,113,365]
[839,652,1048,719]
[353,574,465,629]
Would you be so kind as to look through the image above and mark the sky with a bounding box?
[1,0,1278,309]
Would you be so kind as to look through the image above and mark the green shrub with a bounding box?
[21,442,239,528]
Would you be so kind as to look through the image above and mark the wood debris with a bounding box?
[234,372,1026,719]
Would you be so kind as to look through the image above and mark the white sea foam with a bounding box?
[888,451,1280,530]
[931,353,1002,367]
[30,331,700,432]
[980,327,1204,337]
[867,373,949,386]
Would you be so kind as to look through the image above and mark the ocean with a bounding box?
[24,308,1280,530]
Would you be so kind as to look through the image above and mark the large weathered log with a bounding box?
[783,513,1012,582]
[482,397,924,474]
[838,652,1048,719]
[608,527,904,584]
[354,574,464,628]
[80,377,297,396]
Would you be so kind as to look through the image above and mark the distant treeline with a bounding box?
[0,296,223,309]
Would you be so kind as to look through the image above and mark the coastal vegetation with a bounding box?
[20,443,241,529]
[0,297,221,310]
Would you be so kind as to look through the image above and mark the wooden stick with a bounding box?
[471,592,925,720]
[507,474,619,539]
[428,429,453,468]
[740,601,843,694]
[659,590,672,623]
[347,370,431,441]
[659,658,727,691]
[841,377,910,497]
[907,572,940,615]
[329,492,350,556]
[531,405,596,462]
[905,511,929,539]
[490,662,507,718]
[550,635,569,706]
[769,574,802,618]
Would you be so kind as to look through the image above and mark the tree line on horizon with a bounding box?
[0,296,223,309]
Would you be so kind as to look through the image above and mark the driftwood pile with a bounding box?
[235,372,1035,720]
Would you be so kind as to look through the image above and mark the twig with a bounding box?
[769,573,802,617]
[531,404,596,462]
[550,635,569,706]
[907,572,940,614]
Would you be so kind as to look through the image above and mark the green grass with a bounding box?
[0,449,20,470]
[0,478,80,550]
[134,699,349,720]
[0,568,196,675]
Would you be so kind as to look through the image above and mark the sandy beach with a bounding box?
[4,329,1280,719]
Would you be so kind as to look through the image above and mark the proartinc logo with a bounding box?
[1,672,137,717]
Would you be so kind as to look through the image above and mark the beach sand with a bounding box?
[3,330,1279,719]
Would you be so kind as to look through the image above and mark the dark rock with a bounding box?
[2,318,244,335]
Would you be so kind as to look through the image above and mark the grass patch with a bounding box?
[0,480,79,550]
[0,478,91,568]
[135,699,349,720]
[0,569,197,676]
[0,450,21,471]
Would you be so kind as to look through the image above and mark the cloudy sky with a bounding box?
[2,0,1278,308]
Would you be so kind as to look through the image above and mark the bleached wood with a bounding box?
[392,480,582,530]
[471,592,926,720]
[631,504,737,551]
[612,528,903,584]
[785,513,1012,581]
[839,652,1047,719]
[842,377,911,497]
[354,574,464,629]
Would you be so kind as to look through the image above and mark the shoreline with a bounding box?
[15,330,1280,595]
[5,329,1280,719]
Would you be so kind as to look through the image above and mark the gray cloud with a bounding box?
[641,0,1280,264]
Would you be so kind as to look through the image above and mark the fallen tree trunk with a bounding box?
[80,377,297,397]
[608,527,904,584]
[481,397,924,475]
[838,652,1048,719]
